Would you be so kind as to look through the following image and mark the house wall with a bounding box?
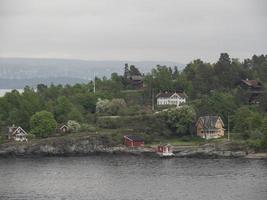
[123,138,144,147]
[124,138,133,147]
[157,146,171,153]
[157,97,186,106]
[196,119,224,139]
[133,141,144,147]
[215,120,224,136]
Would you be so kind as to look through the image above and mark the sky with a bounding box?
[0,0,266,63]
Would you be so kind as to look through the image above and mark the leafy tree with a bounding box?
[214,53,238,89]
[54,96,73,123]
[194,92,238,124]
[107,98,127,115]
[30,111,57,138]
[233,106,263,139]
[96,98,110,113]
[163,106,196,136]
[67,120,81,132]
[183,59,215,97]
[150,65,173,92]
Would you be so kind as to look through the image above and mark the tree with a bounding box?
[96,98,110,113]
[183,59,215,97]
[54,96,73,123]
[163,106,196,136]
[214,53,243,89]
[194,91,238,124]
[124,63,130,78]
[150,65,173,92]
[107,98,127,115]
[67,120,81,132]
[233,106,263,139]
[30,111,57,138]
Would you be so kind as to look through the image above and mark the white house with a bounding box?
[156,91,187,107]
[7,125,28,142]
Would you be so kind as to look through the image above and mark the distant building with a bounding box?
[123,135,144,147]
[239,79,264,104]
[156,91,186,107]
[124,63,144,88]
[57,124,70,133]
[196,116,224,139]
[129,75,143,88]
[156,144,174,157]
[7,125,28,142]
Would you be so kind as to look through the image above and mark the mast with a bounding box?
[227,114,230,141]
[93,73,96,94]
[152,88,154,111]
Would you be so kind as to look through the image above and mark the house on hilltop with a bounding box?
[196,116,224,139]
[124,64,144,88]
[239,79,264,104]
[7,125,28,142]
[156,91,186,107]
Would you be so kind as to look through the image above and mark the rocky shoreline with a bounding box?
[0,135,266,159]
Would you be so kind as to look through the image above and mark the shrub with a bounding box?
[247,139,265,151]
[80,123,97,132]
[97,116,122,129]
[0,135,3,144]
[27,133,36,140]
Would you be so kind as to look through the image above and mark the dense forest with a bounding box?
[0,53,267,148]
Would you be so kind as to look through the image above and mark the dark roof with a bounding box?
[158,143,172,147]
[156,91,186,98]
[124,135,144,142]
[241,79,262,88]
[130,75,143,81]
[197,116,223,129]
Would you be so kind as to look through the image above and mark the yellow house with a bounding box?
[196,116,224,139]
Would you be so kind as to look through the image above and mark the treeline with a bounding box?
[0,53,267,147]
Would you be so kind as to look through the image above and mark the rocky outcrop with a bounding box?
[173,143,248,158]
[0,136,265,158]
[0,135,154,157]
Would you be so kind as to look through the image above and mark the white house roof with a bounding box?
[156,91,187,98]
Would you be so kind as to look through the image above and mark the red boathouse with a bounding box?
[123,135,144,147]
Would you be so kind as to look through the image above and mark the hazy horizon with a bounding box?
[0,0,266,63]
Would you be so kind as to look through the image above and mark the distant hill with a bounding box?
[0,57,184,88]
[0,77,89,89]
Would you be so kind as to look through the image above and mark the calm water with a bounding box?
[0,156,266,200]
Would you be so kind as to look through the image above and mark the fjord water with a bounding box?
[0,156,266,200]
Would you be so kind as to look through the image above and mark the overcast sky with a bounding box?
[0,0,266,63]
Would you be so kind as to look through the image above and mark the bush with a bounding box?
[0,135,3,144]
[97,116,122,129]
[247,139,266,151]
[27,133,36,140]
[80,123,97,132]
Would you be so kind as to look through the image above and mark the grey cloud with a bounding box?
[0,0,266,63]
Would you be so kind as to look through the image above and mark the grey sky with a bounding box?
[0,0,266,63]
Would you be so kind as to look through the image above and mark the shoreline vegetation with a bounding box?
[0,53,267,158]
[0,132,266,159]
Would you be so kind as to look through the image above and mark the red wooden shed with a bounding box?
[123,135,144,147]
